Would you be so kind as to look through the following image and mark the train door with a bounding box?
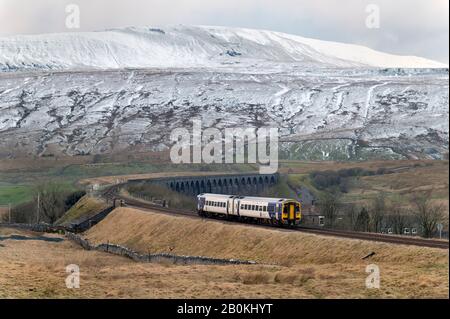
[289,204,295,221]
[198,196,205,212]
[283,202,297,224]
[227,198,233,215]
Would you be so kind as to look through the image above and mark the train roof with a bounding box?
[198,193,297,203]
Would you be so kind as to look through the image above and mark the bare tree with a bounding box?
[3,201,36,224]
[412,193,445,238]
[369,193,387,233]
[318,192,341,228]
[388,205,407,235]
[355,206,370,232]
[346,203,360,231]
[34,182,68,224]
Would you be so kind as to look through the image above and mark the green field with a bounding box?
[0,185,34,206]
[0,161,256,206]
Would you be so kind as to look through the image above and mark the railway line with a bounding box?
[102,184,449,250]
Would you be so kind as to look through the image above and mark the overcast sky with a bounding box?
[0,0,448,64]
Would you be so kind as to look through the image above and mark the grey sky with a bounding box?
[0,0,448,63]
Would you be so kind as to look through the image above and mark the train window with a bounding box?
[252,205,256,210]
[240,204,244,209]
[245,204,248,210]
[263,206,267,211]
[259,206,262,211]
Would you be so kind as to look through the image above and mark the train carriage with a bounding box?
[197,193,301,226]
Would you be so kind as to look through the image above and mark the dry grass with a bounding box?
[81,207,449,298]
[0,227,381,299]
[85,208,448,266]
[1,206,448,299]
[56,195,109,226]
[283,160,449,218]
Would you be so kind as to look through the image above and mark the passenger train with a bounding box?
[197,193,301,226]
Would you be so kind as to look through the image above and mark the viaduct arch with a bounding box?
[128,173,279,196]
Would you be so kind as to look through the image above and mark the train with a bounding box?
[197,193,301,226]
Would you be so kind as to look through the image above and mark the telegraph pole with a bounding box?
[36,193,40,224]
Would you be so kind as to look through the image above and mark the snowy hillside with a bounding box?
[0,25,447,72]
[0,68,447,160]
[0,26,448,160]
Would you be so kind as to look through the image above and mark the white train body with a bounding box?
[197,193,301,225]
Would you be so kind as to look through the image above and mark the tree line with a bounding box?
[1,182,85,224]
[317,191,445,238]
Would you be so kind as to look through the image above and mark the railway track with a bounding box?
[102,185,449,250]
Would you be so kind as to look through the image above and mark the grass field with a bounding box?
[81,207,448,298]
[0,159,256,206]
[0,185,34,206]
[1,207,448,299]
[1,157,448,230]
[281,160,449,210]
[55,196,110,226]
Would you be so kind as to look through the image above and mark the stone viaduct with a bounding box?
[128,173,279,196]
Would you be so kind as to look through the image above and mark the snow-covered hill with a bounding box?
[0,68,448,160]
[0,26,448,160]
[0,25,447,72]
